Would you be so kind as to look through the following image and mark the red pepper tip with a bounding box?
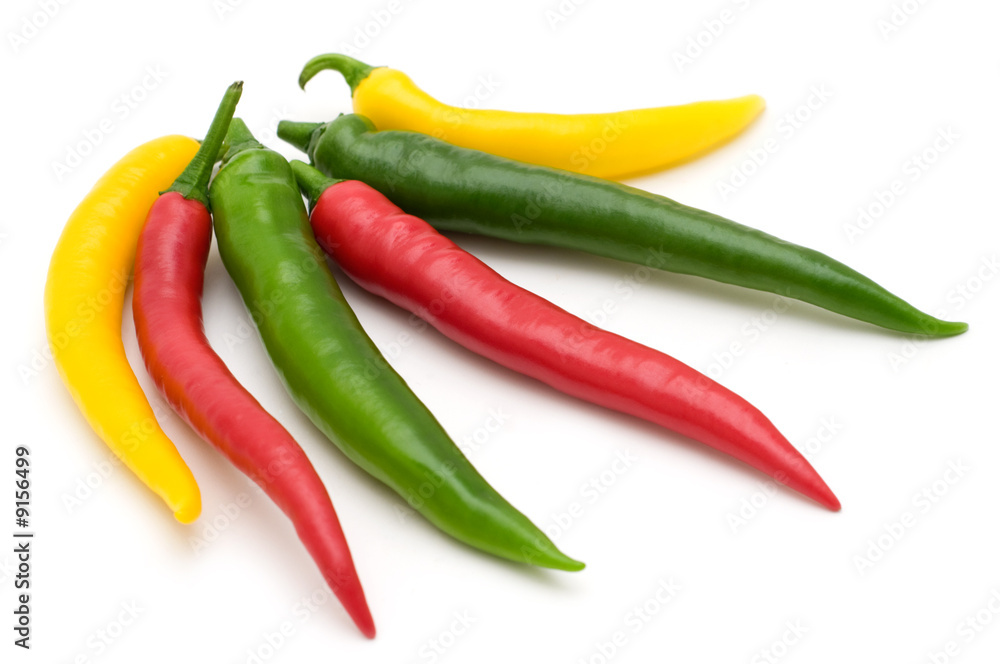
[766,449,840,511]
[808,480,841,512]
[329,572,376,638]
[350,605,376,639]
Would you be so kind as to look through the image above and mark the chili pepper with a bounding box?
[291,161,840,510]
[278,115,967,338]
[209,119,583,572]
[298,53,764,179]
[131,85,374,638]
[45,135,201,523]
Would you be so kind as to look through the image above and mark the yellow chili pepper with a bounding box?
[299,53,765,180]
[45,135,202,524]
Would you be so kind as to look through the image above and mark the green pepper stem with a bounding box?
[290,160,342,211]
[277,120,324,156]
[221,118,266,164]
[299,53,377,93]
[166,81,243,208]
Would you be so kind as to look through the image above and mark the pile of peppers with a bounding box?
[44,55,966,638]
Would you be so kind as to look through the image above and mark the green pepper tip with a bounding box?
[932,320,969,337]
[552,556,586,573]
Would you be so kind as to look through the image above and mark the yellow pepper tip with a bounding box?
[171,497,202,524]
[743,93,766,116]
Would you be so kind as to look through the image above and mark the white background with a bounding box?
[4,0,1000,662]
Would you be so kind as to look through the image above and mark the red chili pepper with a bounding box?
[292,162,840,511]
[132,87,375,638]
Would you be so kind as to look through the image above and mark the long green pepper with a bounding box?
[208,119,582,572]
[278,115,967,337]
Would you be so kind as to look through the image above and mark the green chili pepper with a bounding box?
[208,119,583,572]
[278,115,967,337]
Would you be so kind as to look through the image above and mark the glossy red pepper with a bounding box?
[292,161,840,511]
[132,87,374,638]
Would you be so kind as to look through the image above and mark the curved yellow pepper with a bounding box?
[299,54,765,180]
[45,135,202,524]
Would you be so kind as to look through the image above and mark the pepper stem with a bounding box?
[290,160,343,211]
[165,81,243,208]
[221,118,265,164]
[277,120,324,156]
[299,53,377,93]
